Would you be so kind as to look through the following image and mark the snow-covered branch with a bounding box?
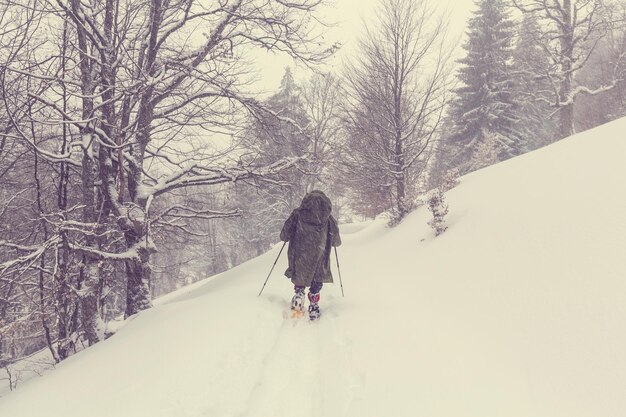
[138,156,305,199]
[0,236,60,276]
[67,242,142,261]
[557,80,621,107]
[151,206,241,224]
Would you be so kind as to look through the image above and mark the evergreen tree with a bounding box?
[447,0,522,172]
[238,68,312,250]
[235,68,344,253]
[254,67,310,208]
[511,13,558,150]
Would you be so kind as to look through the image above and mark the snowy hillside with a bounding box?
[1,118,625,417]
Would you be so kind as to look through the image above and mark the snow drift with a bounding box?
[1,118,625,417]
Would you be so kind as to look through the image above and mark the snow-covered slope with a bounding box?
[1,119,625,417]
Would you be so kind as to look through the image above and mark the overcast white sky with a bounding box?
[251,0,476,92]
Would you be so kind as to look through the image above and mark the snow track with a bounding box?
[241,294,361,417]
[315,307,363,417]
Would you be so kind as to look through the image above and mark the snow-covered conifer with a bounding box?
[427,188,449,236]
[511,13,558,149]
[447,0,523,172]
[469,129,500,171]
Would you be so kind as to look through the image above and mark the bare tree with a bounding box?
[302,72,343,192]
[511,0,624,138]
[341,0,452,221]
[574,1,626,129]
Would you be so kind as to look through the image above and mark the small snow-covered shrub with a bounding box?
[427,188,449,236]
[426,168,457,235]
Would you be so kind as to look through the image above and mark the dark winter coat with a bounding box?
[280,191,342,287]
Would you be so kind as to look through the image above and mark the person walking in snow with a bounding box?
[280,190,341,320]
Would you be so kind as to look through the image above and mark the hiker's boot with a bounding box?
[291,287,305,312]
[308,292,321,321]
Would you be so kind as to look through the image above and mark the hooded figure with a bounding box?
[280,191,341,320]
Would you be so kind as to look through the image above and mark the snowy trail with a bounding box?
[243,315,322,417]
[241,294,362,417]
[315,306,363,417]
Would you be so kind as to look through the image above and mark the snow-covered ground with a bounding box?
[1,118,625,416]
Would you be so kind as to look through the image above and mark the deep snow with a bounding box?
[1,118,625,417]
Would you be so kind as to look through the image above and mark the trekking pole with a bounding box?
[257,241,287,297]
[334,247,344,297]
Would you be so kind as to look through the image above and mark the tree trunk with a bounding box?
[559,102,575,138]
[81,260,105,344]
[394,63,407,220]
[124,231,152,318]
[123,96,155,317]
[558,0,575,138]
[395,140,407,219]
[56,21,76,358]
[71,0,106,344]
[33,127,60,364]
[79,135,105,345]
[122,0,163,316]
